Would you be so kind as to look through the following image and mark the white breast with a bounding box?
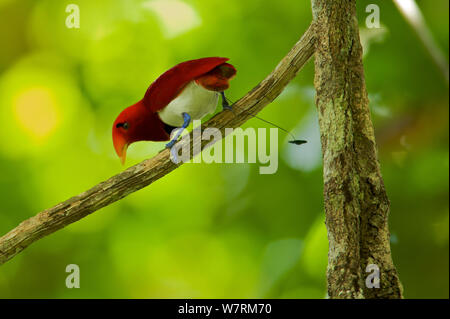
[158,81,219,127]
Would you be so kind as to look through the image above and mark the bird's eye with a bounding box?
[116,122,129,130]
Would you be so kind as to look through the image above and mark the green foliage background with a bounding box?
[0,0,448,298]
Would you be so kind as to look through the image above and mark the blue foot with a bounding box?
[165,112,191,163]
[221,91,235,113]
[165,113,191,148]
[220,92,232,111]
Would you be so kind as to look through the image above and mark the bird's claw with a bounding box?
[220,91,235,114]
[170,146,180,164]
[165,141,181,164]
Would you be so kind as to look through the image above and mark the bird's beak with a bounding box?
[119,144,128,165]
[113,135,129,165]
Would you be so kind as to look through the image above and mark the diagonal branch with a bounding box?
[0,24,316,266]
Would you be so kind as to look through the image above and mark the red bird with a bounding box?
[112,57,236,164]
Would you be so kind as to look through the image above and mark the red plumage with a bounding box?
[143,57,230,112]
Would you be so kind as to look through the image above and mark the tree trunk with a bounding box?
[310,0,403,298]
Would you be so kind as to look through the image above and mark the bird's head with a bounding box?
[112,100,169,165]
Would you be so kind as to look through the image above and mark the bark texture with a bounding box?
[0,25,316,266]
[311,0,403,298]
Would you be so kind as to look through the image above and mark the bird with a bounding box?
[112,57,236,164]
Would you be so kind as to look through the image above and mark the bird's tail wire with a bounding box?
[222,96,307,145]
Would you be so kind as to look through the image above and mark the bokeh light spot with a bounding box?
[13,87,60,141]
[143,0,201,38]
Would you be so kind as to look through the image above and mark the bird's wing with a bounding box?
[143,57,230,113]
